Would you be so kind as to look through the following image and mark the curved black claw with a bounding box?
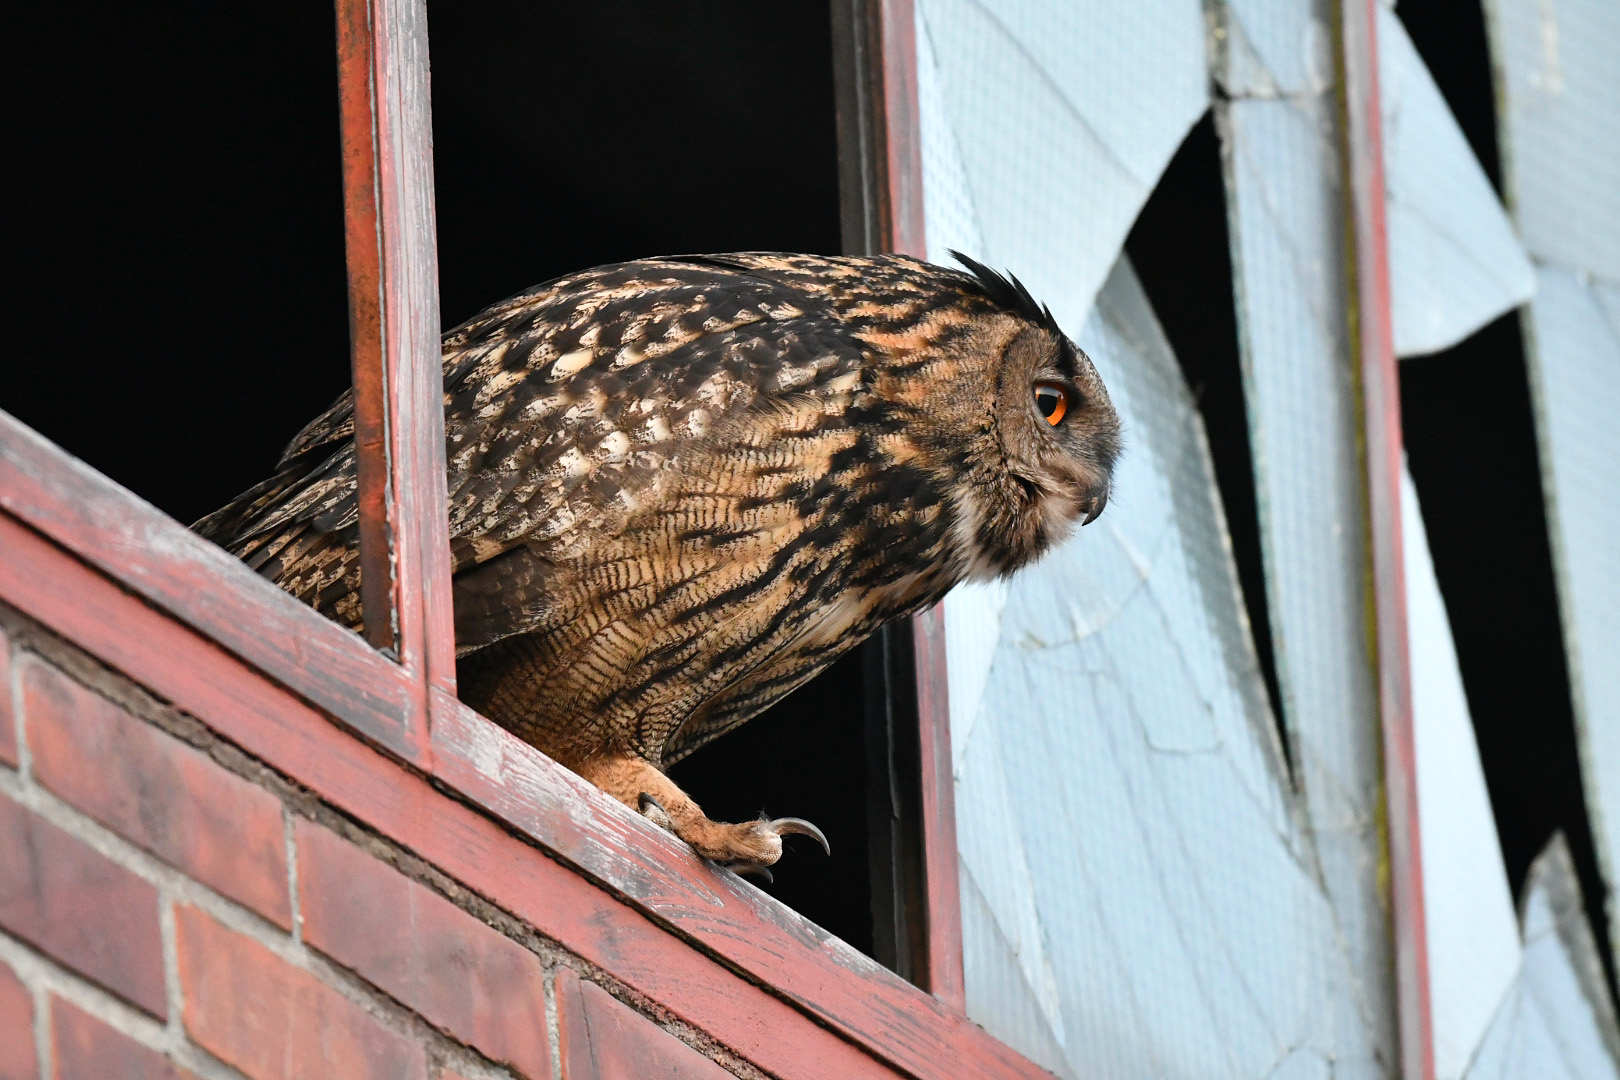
[728,862,774,884]
[637,793,673,831]
[770,817,830,856]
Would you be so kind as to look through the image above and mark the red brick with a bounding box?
[0,627,15,769]
[51,997,197,1080]
[174,904,425,1080]
[0,796,165,1018]
[0,961,36,1080]
[296,822,549,1079]
[555,969,732,1080]
[24,660,291,928]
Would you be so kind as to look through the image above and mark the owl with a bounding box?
[196,252,1120,873]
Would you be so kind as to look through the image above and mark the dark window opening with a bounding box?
[429,0,888,960]
[427,1,842,328]
[1396,0,1503,196]
[1396,0,1616,999]
[1401,315,1615,999]
[10,0,908,963]
[6,3,351,527]
[1124,113,1288,757]
[667,655,875,957]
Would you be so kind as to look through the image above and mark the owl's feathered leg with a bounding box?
[573,750,829,869]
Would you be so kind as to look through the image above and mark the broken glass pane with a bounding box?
[943,252,1386,1080]
[1519,264,1620,966]
[1486,0,1620,969]
[1406,461,1524,1080]
[1484,0,1620,281]
[1220,89,1397,1072]
[920,0,1400,1073]
[1379,6,1534,358]
[1464,837,1620,1080]
[916,0,1206,319]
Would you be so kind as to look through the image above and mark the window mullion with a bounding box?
[1339,1,1432,1077]
[336,0,458,710]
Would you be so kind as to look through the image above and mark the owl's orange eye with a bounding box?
[1034,382,1069,426]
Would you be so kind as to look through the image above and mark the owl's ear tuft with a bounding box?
[948,250,1061,337]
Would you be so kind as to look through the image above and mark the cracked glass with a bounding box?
[919,0,1399,1074]
[1464,838,1620,1080]
[1405,461,1523,1079]
[1378,6,1533,358]
[916,0,1620,1076]
[1219,74,1396,1075]
[915,0,1205,320]
[1486,0,1620,972]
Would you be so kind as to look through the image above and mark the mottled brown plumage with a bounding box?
[197,252,1120,868]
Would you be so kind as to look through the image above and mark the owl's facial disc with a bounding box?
[996,326,1120,537]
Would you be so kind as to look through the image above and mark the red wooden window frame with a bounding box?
[0,1,1014,1078]
[1340,1,1433,1077]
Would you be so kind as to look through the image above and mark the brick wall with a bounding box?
[0,611,763,1080]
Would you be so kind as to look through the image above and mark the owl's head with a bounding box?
[893,253,1122,582]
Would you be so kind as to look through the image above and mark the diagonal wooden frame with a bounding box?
[334,0,457,754]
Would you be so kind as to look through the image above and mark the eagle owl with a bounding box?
[197,252,1120,872]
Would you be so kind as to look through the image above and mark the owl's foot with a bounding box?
[575,751,829,870]
[643,801,827,871]
[667,809,830,869]
[720,820,831,883]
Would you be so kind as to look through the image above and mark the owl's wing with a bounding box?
[441,262,868,653]
[198,259,868,653]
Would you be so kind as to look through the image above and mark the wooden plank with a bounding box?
[1338,3,1432,1079]
[832,0,884,255]
[910,605,964,1011]
[871,0,965,1007]
[0,511,1061,1080]
[830,0,926,257]
[367,0,458,700]
[0,412,420,764]
[334,0,397,657]
[876,0,926,259]
[336,0,457,706]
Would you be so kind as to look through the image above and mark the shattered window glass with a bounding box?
[1486,0,1620,985]
[916,0,1620,1076]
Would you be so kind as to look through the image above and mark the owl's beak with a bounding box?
[1081,484,1109,526]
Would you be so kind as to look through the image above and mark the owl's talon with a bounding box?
[576,753,828,866]
[768,817,830,856]
[680,816,827,867]
[637,793,673,831]
[727,862,774,883]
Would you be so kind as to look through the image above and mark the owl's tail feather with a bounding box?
[193,449,365,631]
[191,466,312,547]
